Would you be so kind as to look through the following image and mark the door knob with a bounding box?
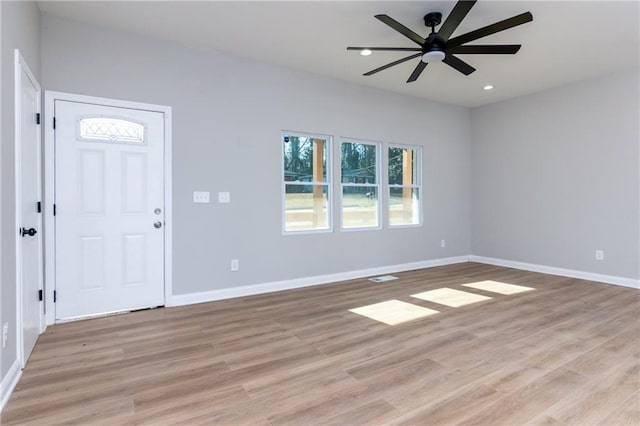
[20,227,37,237]
[154,222,162,229]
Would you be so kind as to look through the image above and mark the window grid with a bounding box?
[281,132,423,234]
[282,132,332,234]
[388,144,422,227]
[341,140,381,230]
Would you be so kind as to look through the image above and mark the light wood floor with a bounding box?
[3,263,639,425]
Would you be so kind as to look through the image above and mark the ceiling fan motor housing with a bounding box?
[422,32,446,62]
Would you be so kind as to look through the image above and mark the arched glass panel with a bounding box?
[80,117,145,144]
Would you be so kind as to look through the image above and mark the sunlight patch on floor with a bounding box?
[411,287,492,307]
[462,280,535,295]
[349,300,439,325]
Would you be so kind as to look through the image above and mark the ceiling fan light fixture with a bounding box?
[360,49,373,56]
[347,2,533,82]
[421,50,445,63]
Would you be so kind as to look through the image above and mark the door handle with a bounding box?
[153,222,162,229]
[20,227,37,237]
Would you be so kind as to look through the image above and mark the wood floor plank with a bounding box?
[322,399,399,426]
[392,383,502,425]
[462,368,590,425]
[2,262,638,425]
[542,355,640,425]
[597,391,640,426]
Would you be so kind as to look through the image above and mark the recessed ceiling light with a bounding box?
[483,85,494,91]
[360,49,373,56]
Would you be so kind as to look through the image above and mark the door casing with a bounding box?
[43,91,173,325]
[14,49,44,366]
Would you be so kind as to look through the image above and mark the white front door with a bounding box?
[16,51,44,365]
[54,100,165,320]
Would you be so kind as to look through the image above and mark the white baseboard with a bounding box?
[168,256,469,306]
[469,255,640,289]
[0,359,22,413]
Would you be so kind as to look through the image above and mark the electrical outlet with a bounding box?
[440,239,446,248]
[230,259,239,271]
[595,250,604,261]
[2,323,8,348]
[218,192,231,204]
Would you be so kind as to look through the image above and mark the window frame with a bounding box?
[387,143,423,228]
[281,130,333,235]
[339,138,382,231]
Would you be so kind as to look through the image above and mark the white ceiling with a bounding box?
[38,1,640,107]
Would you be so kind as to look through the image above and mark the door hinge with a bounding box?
[53,204,57,216]
[53,117,56,129]
[36,113,41,125]
[53,290,57,303]
[37,201,42,213]
[38,290,43,301]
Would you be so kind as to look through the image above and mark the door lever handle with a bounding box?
[20,227,37,237]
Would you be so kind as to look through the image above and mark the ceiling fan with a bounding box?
[347,0,533,82]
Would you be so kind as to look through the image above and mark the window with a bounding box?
[79,117,145,144]
[282,132,331,233]
[341,140,380,229]
[388,145,421,226]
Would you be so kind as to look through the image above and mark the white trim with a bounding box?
[469,256,640,289]
[43,94,56,325]
[14,50,44,368]
[43,91,173,325]
[169,254,638,307]
[168,256,469,306]
[0,360,22,413]
[163,107,174,312]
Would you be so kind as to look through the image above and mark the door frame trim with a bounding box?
[43,91,173,325]
[14,50,44,366]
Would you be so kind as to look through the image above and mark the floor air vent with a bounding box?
[369,275,399,283]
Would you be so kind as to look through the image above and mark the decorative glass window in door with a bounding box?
[79,117,145,144]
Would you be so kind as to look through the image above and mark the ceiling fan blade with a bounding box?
[363,53,422,76]
[442,53,476,75]
[375,14,425,46]
[447,12,533,48]
[437,0,477,41]
[347,47,423,52]
[407,61,428,83]
[448,44,521,54]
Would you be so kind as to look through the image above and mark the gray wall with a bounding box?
[41,15,472,296]
[1,0,41,380]
[471,69,640,280]
[2,3,638,395]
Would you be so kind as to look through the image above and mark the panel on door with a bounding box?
[55,101,165,320]
[19,61,44,364]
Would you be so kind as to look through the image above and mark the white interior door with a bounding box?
[16,52,44,365]
[54,100,165,320]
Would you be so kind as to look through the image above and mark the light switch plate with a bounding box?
[193,191,210,203]
[218,192,231,203]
